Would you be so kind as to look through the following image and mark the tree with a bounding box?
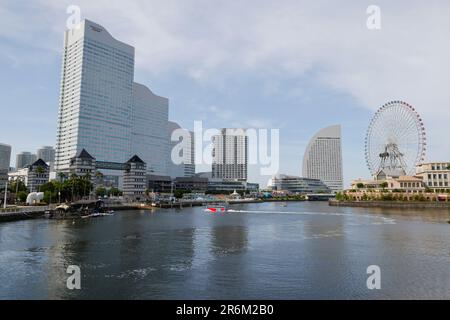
[40,182,56,193]
[8,180,27,193]
[380,182,389,190]
[108,187,121,197]
[58,172,66,183]
[35,165,45,175]
[335,192,345,201]
[174,189,188,199]
[83,173,92,199]
[96,187,107,198]
[95,170,104,186]
[356,183,365,189]
[381,193,393,201]
[16,191,28,203]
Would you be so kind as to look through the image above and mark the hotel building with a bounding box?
[212,129,248,181]
[55,19,134,172]
[55,19,169,181]
[302,125,343,192]
[132,83,169,175]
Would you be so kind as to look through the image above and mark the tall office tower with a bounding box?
[0,143,11,188]
[37,146,55,163]
[16,152,37,169]
[131,83,169,175]
[212,129,248,181]
[302,125,343,192]
[55,19,135,172]
[167,121,195,178]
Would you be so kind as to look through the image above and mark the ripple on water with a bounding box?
[105,267,157,280]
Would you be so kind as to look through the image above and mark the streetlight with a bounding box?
[3,180,8,209]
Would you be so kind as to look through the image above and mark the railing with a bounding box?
[0,206,51,215]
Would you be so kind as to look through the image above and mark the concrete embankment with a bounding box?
[329,199,450,210]
[0,210,46,222]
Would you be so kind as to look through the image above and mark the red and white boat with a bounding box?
[204,203,228,213]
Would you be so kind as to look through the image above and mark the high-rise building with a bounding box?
[36,146,55,164]
[132,83,168,175]
[55,19,135,172]
[302,125,343,192]
[0,143,11,189]
[54,19,171,180]
[16,152,37,169]
[167,121,195,178]
[212,128,248,181]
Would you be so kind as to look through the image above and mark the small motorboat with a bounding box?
[280,202,287,207]
[205,203,228,213]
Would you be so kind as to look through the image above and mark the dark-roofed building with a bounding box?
[27,159,50,192]
[69,149,96,179]
[123,155,147,201]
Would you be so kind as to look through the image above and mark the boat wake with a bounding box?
[226,209,396,224]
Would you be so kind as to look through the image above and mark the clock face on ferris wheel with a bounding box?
[365,101,427,176]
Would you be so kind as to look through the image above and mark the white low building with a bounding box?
[416,162,450,191]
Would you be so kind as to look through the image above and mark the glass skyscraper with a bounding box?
[55,19,134,171]
[55,19,169,177]
[132,83,169,175]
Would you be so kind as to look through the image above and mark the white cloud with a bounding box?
[2,0,450,163]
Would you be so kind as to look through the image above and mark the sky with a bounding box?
[1,0,449,187]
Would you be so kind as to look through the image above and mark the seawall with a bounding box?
[329,199,450,210]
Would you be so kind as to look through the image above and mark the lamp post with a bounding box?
[3,180,8,209]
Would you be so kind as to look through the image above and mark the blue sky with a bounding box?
[1,0,450,187]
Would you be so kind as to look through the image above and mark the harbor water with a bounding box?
[0,202,449,299]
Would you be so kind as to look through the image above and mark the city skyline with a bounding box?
[1,1,450,188]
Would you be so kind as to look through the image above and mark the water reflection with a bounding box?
[0,202,449,299]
